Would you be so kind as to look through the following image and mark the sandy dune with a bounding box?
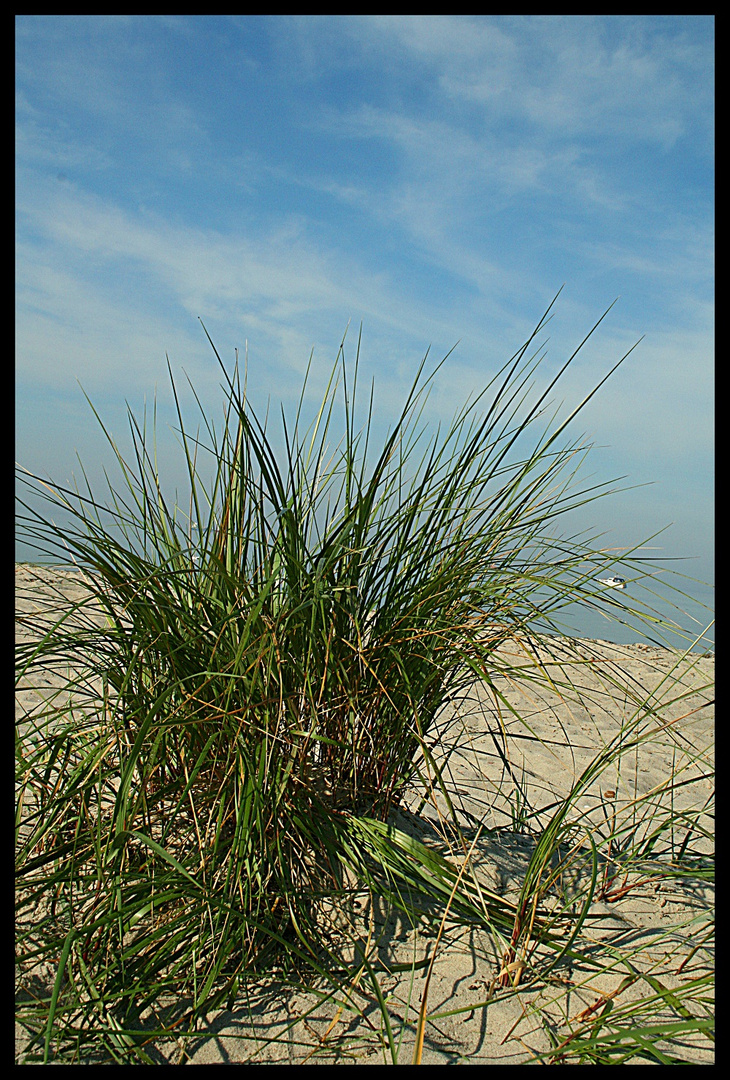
[15,564,714,1064]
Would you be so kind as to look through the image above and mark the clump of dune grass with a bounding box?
[15,294,713,1063]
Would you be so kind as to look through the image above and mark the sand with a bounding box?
[15,563,714,1064]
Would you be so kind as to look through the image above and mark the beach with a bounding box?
[15,563,714,1064]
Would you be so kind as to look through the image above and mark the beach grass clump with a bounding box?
[15,295,713,1063]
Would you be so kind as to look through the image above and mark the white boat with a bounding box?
[598,576,626,590]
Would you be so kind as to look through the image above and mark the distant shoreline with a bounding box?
[15,562,714,657]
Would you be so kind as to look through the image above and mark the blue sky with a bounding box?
[16,15,714,642]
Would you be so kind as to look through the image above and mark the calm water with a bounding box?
[16,552,714,655]
[536,582,715,654]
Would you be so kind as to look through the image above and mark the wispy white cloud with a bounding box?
[16,154,713,464]
[15,16,713,588]
[16,168,460,399]
[260,19,712,332]
[338,15,713,149]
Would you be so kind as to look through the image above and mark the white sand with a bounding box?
[15,564,714,1064]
